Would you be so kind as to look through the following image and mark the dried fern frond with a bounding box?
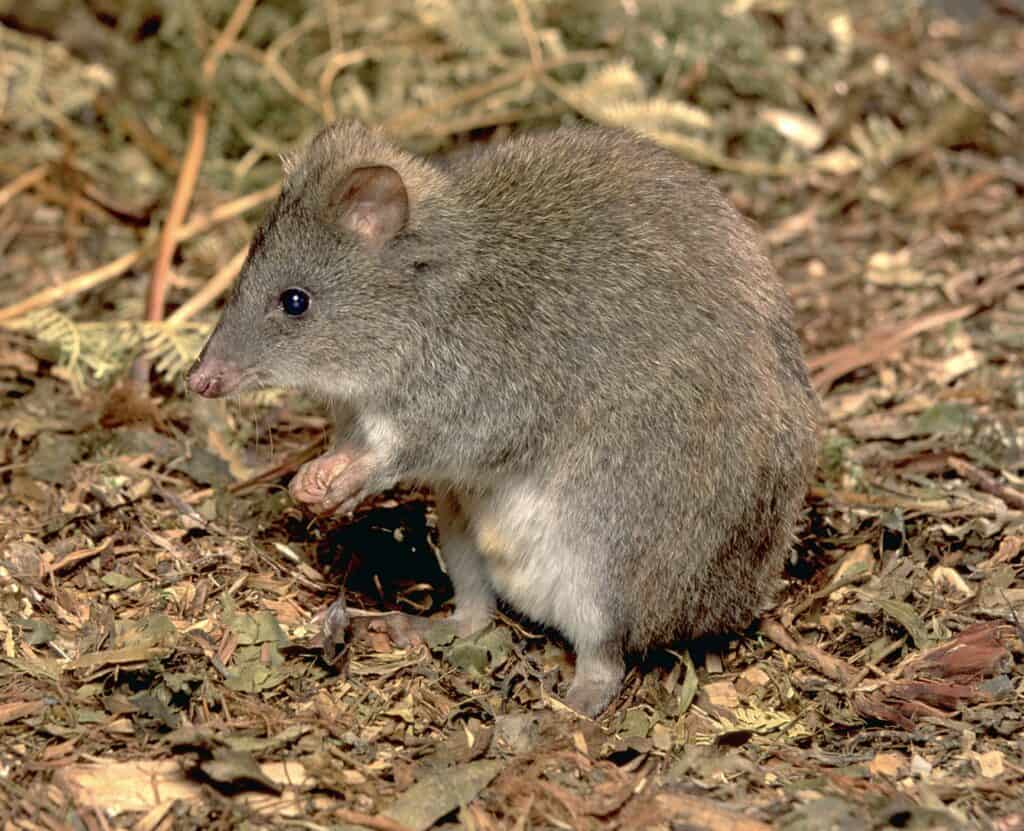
[850,115,907,169]
[415,0,535,58]
[562,61,713,133]
[143,324,210,383]
[549,64,793,176]
[8,310,210,391]
[0,22,115,133]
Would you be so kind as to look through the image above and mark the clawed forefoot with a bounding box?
[290,447,373,516]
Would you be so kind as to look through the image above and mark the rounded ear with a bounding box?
[329,165,409,248]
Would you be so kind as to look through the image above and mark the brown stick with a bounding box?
[655,793,772,831]
[166,244,249,326]
[760,618,858,686]
[0,249,145,325]
[145,97,212,322]
[184,436,328,504]
[512,0,544,71]
[808,485,955,513]
[0,700,46,725]
[318,48,371,121]
[0,185,278,326]
[261,17,323,114]
[809,304,978,393]
[0,164,48,209]
[948,456,1024,510]
[0,171,107,222]
[383,50,606,136]
[40,538,114,577]
[332,808,414,831]
[144,0,257,323]
[178,183,280,238]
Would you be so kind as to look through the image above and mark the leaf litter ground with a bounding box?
[0,1,1022,829]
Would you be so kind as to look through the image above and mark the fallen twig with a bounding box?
[40,538,114,577]
[383,50,607,136]
[808,485,956,513]
[808,304,978,393]
[166,244,249,326]
[0,185,277,326]
[760,617,859,686]
[655,792,772,831]
[948,456,1024,511]
[512,0,544,72]
[145,0,257,323]
[143,96,210,316]
[184,436,328,504]
[332,809,413,831]
[0,249,145,325]
[0,164,48,209]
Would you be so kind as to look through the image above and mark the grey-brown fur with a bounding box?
[189,121,819,716]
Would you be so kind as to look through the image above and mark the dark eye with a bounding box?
[280,288,309,317]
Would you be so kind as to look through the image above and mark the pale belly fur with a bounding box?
[463,480,608,648]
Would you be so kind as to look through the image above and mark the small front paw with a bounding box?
[290,450,352,504]
[290,447,371,515]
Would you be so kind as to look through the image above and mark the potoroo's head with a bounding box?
[188,121,452,401]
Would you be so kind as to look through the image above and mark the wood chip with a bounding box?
[869,751,908,778]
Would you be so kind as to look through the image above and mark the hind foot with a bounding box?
[563,645,625,718]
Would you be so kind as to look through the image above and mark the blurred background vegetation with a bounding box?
[6,0,1018,388]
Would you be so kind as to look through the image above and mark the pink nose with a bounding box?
[187,356,240,398]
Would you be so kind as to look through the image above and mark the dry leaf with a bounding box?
[736,666,771,697]
[869,751,908,778]
[573,730,589,755]
[812,146,862,174]
[931,566,975,599]
[651,722,673,751]
[382,759,504,831]
[829,544,875,591]
[866,249,926,288]
[63,759,313,817]
[972,750,1005,778]
[759,107,826,151]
